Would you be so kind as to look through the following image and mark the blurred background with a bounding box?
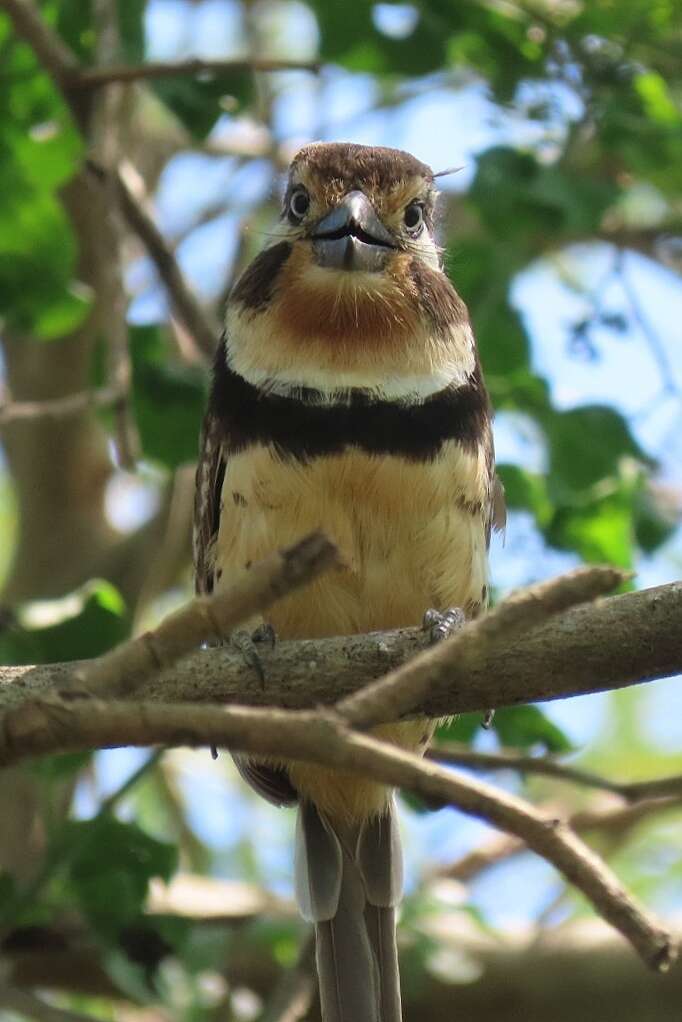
[0,0,681,1019]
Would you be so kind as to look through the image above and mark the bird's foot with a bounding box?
[251,622,277,649]
[229,623,277,688]
[482,708,495,729]
[422,606,466,644]
[209,624,277,760]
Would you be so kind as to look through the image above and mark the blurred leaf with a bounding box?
[493,706,573,753]
[0,871,17,906]
[632,482,680,553]
[497,465,553,526]
[131,325,207,468]
[117,0,146,61]
[62,816,177,937]
[152,74,252,139]
[545,405,648,500]
[635,71,680,125]
[434,713,486,745]
[0,580,129,665]
[49,0,95,62]
[547,489,635,567]
[27,751,92,781]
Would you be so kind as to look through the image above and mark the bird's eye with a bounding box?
[404,201,424,232]
[288,187,310,222]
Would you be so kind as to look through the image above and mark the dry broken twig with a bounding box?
[337,565,629,728]
[73,530,338,696]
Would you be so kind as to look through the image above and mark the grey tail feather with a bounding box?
[295,800,403,1022]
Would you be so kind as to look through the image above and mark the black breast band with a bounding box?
[210,350,490,462]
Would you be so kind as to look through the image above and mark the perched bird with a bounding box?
[194,142,500,1022]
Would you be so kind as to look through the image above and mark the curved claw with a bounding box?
[422,606,466,645]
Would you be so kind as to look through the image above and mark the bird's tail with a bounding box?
[295,798,403,1022]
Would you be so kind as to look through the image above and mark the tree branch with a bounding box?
[1,580,680,716]
[0,697,676,971]
[98,159,219,361]
[428,745,682,802]
[436,796,682,883]
[73,57,321,88]
[0,384,125,426]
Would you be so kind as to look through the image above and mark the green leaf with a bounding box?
[434,713,486,745]
[27,751,92,781]
[547,491,635,567]
[635,72,680,125]
[0,580,129,665]
[152,74,252,140]
[0,871,17,906]
[62,816,177,937]
[131,325,208,468]
[545,405,648,500]
[117,0,146,62]
[493,706,573,753]
[33,286,91,341]
[497,465,553,526]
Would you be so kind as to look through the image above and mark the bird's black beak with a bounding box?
[311,191,395,272]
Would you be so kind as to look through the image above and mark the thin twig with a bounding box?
[73,530,338,695]
[618,251,681,398]
[0,385,125,426]
[428,745,682,802]
[338,565,629,729]
[90,0,141,470]
[435,796,682,884]
[0,699,675,971]
[99,159,219,361]
[73,57,321,88]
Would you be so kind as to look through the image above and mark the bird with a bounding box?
[193,141,500,1022]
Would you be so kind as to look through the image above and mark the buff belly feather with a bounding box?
[213,441,489,822]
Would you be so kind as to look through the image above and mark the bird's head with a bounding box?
[225,142,474,402]
[280,141,440,275]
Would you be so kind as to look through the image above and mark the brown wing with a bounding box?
[193,406,299,806]
[491,473,506,539]
[193,411,226,596]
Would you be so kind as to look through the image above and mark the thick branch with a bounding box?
[0,698,675,971]
[1,581,680,715]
